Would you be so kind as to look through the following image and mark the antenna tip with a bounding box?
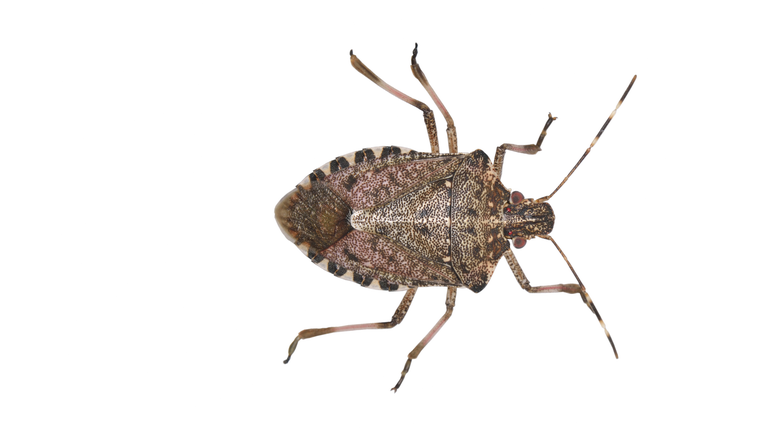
[607,332,618,358]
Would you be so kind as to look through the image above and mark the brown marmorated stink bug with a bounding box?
[275,44,635,392]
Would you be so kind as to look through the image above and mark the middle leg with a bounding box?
[410,43,457,153]
[350,50,441,154]
[391,286,457,392]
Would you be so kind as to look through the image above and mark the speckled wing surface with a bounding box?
[276,146,509,292]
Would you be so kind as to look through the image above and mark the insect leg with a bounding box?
[493,113,557,178]
[538,75,636,203]
[283,288,417,364]
[504,249,581,294]
[391,286,457,393]
[350,50,440,154]
[504,248,618,358]
[409,43,457,153]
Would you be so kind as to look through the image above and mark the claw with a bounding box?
[391,358,412,393]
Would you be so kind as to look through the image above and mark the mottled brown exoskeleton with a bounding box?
[276,44,636,392]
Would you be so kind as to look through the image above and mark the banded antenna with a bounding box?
[537,75,637,203]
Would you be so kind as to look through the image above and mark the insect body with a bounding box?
[276,44,635,392]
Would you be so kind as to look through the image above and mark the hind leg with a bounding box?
[283,288,417,363]
[350,45,456,154]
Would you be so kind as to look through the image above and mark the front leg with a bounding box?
[493,113,557,177]
[503,248,581,294]
[503,248,618,358]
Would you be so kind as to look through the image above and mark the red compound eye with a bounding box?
[512,237,527,249]
[510,191,524,204]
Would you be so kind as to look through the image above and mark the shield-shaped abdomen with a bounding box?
[275,146,509,293]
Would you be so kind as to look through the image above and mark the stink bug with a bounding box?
[275,44,635,392]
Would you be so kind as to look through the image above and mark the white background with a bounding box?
[1,1,766,431]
